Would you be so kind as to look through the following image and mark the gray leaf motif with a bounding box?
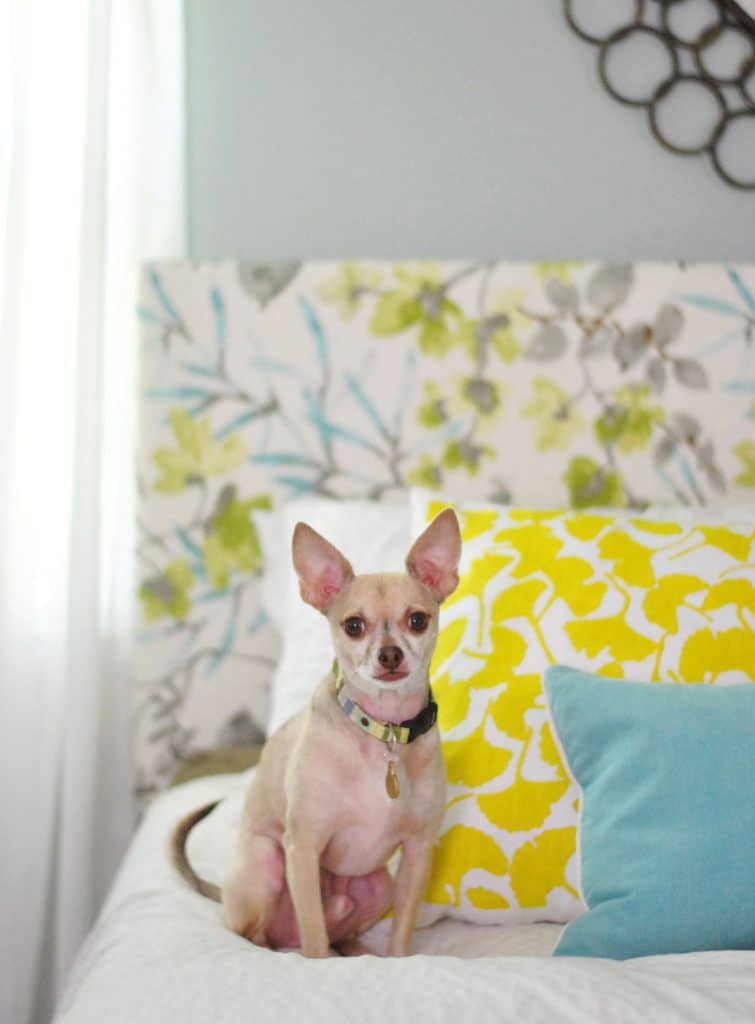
[217,710,266,747]
[419,286,444,321]
[613,324,647,370]
[464,378,498,415]
[238,262,301,307]
[142,575,175,605]
[653,435,676,465]
[673,358,709,390]
[524,324,568,362]
[703,462,727,493]
[646,356,667,393]
[580,468,611,503]
[704,466,729,493]
[671,412,701,441]
[488,478,513,504]
[480,313,510,337]
[586,265,634,312]
[697,440,727,493]
[653,304,683,347]
[582,324,618,357]
[545,277,578,313]
[210,482,236,524]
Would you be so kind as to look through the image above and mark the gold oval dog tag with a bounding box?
[385,763,400,799]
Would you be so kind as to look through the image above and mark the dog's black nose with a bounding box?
[378,646,404,671]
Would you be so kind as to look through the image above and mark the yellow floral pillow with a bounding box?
[413,494,755,926]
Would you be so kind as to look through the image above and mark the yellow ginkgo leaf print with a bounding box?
[566,611,657,662]
[492,579,549,625]
[429,501,504,545]
[643,575,707,633]
[467,887,510,911]
[679,627,755,682]
[598,529,656,587]
[698,526,751,561]
[632,519,684,537]
[443,551,515,617]
[543,556,607,617]
[487,673,542,743]
[434,626,528,734]
[424,825,509,908]
[510,828,578,907]
[539,717,565,769]
[508,509,562,523]
[564,514,611,542]
[419,496,753,927]
[596,661,626,679]
[459,509,502,543]
[477,625,529,682]
[479,775,570,833]
[432,680,470,735]
[497,520,565,580]
[443,716,514,788]
[431,616,467,684]
[702,579,755,617]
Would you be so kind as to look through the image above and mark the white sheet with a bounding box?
[56,774,755,1024]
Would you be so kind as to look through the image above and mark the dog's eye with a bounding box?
[343,617,365,638]
[408,611,428,633]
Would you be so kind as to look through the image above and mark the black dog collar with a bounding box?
[333,659,438,744]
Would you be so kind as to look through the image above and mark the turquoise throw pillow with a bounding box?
[544,665,755,960]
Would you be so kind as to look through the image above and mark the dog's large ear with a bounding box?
[406,508,461,603]
[292,523,354,613]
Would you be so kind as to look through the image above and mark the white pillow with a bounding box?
[257,498,412,734]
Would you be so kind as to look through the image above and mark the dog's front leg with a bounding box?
[387,835,433,957]
[283,829,330,958]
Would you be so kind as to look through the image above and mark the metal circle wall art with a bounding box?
[563,0,755,189]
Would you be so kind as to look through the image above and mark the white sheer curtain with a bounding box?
[0,2,186,1022]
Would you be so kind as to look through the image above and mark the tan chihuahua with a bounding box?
[171,508,461,957]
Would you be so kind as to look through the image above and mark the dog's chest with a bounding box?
[320,742,440,875]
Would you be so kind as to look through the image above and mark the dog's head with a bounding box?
[291,509,461,701]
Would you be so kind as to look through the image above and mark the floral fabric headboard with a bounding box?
[136,260,755,797]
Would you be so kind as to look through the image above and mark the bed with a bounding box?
[55,770,755,1024]
[56,260,755,1021]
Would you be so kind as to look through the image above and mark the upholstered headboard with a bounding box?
[136,260,755,797]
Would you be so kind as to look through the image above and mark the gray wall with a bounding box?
[185,0,754,262]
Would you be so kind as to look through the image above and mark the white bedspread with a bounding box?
[56,774,755,1024]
